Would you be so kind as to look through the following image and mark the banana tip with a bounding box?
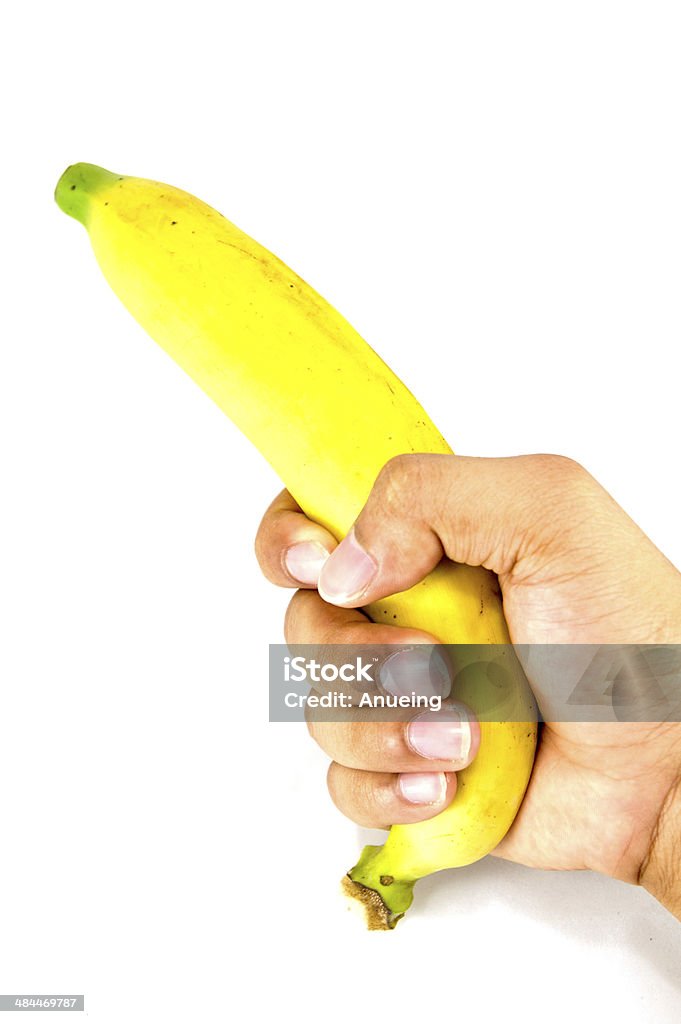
[340,875,403,930]
[54,162,121,225]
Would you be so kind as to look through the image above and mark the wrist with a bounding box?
[639,771,681,920]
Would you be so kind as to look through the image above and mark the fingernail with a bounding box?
[318,528,377,604]
[379,647,452,699]
[398,772,447,805]
[407,706,472,762]
[284,541,329,585]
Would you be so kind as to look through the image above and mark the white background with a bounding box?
[2,1,681,1021]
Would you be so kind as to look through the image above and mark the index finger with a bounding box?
[254,489,338,588]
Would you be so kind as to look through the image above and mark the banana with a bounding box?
[55,163,537,929]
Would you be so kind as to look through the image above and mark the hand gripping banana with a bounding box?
[55,163,537,929]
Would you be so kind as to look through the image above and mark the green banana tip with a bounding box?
[55,162,122,225]
[344,843,415,929]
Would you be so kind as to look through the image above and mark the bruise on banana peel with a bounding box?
[55,162,537,929]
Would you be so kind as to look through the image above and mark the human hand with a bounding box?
[255,454,681,917]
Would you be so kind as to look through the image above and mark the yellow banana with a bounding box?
[55,163,537,929]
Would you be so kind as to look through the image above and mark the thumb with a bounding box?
[318,452,583,607]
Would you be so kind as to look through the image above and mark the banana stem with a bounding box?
[55,163,121,226]
[343,845,417,929]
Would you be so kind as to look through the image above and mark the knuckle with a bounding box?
[348,721,402,770]
[283,589,308,641]
[254,517,288,584]
[326,761,347,812]
[327,765,358,819]
[374,453,428,517]
[521,455,601,545]
[327,761,391,825]
[345,722,375,768]
[524,454,595,508]
[528,453,587,486]
[382,726,407,764]
[372,777,398,817]
[253,518,270,567]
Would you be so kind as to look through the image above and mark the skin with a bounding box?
[255,454,681,918]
